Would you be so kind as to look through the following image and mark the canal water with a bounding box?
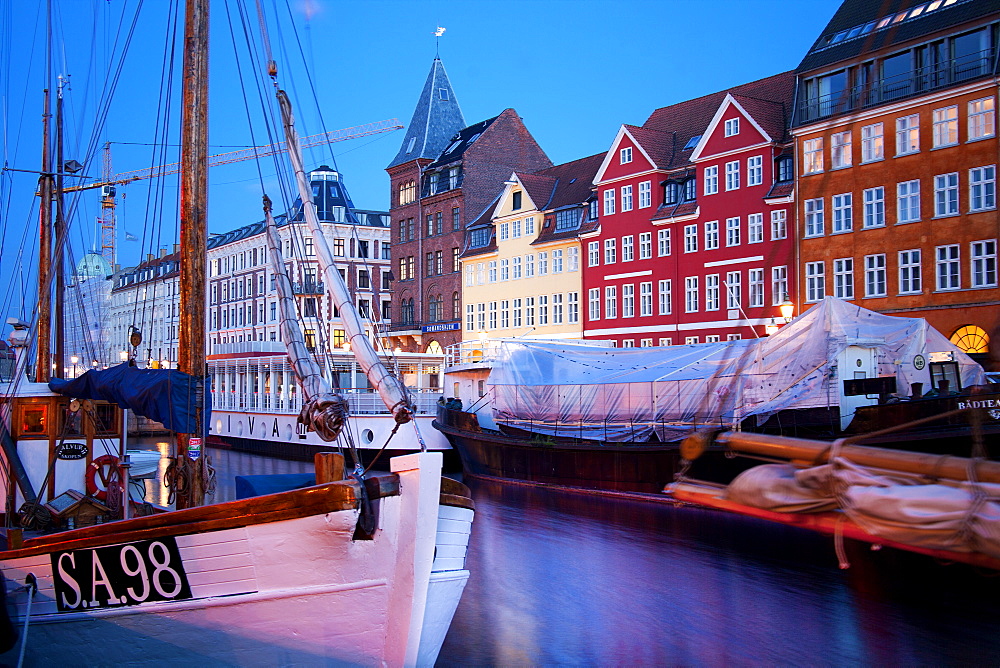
[133,440,1000,665]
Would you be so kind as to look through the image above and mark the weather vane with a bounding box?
[435,26,446,57]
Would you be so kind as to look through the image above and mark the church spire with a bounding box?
[387,57,465,169]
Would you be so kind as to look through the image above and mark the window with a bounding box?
[453,207,461,230]
[706,335,721,343]
[525,297,535,326]
[936,245,960,290]
[605,286,618,319]
[705,274,720,311]
[833,258,854,299]
[604,239,617,264]
[512,192,522,210]
[806,262,825,302]
[641,339,653,347]
[970,166,996,212]
[639,181,651,208]
[805,198,824,237]
[500,259,509,281]
[621,236,634,262]
[538,295,548,325]
[934,173,959,217]
[704,221,719,250]
[803,138,823,174]
[772,266,788,305]
[665,182,680,205]
[588,241,600,267]
[568,247,579,271]
[640,282,653,316]
[831,131,852,168]
[684,225,698,253]
[861,123,884,162]
[969,97,996,141]
[748,213,763,244]
[726,217,740,246]
[971,240,997,288]
[932,106,958,148]
[721,162,740,193]
[525,254,535,278]
[832,193,853,233]
[552,294,563,325]
[777,156,794,182]
[685,277,699,312]
[726,271,741,309]
[899,249,922,294]
[603,189,615,216]
[704,166,718,195]
[658,229,671,256]
[864,254,887,297]
[588,288,600,320]
[749,268,764,308]
[639,232,652,259]
[487,260,497,283]
[512,255,522,279]
[553,249,564,273]
[897,180,921,223]
[398,180,416,205]
[660,338,672,346]
[862,187,885,228]
[747,156,762,186]
[771,210,787,240]
[658,279,672,315]
[724,118,740,136]
[527,217,538,235]
[452,247,460,273]
[684,178,697,201]
[622,284,635,318]
[499,222,509,241]
[568,292,579,323]
[537,252,548,276]
[620,146,633,164]
[621,185,633,212]
[685,336,699,345]
[896,114,919,155]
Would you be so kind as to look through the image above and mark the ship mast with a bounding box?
[176,0,210,508]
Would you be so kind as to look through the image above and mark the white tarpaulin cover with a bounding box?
[489,298,986,442]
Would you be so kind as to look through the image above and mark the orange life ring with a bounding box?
[86,455,122,502]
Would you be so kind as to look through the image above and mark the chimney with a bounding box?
[160,247,167,258]
[174,243,180,254]
[147,254,154,263]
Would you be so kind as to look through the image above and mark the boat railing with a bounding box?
[444,338,612,367]
[211,388,443,415]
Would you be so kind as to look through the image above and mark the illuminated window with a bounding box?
[950,325,989,354]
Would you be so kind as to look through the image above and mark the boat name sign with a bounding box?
[55,442,88,460]
[51,537,192,612]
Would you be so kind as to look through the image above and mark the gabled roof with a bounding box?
[689,94,777,161]
[638,72,796,171]
[531,152,604,210]
[387,58,466,169]
[797,0,999,74]
[426,114,499,169]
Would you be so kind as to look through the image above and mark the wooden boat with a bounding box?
[666,430,1000,570]
[0,1,473,663]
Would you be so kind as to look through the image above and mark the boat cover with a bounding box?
[488,297,986,442]
[48,363,211,434]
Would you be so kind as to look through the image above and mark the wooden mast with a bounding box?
[35,88,52,383]
[54,78,66,377]
[176,0,209,508]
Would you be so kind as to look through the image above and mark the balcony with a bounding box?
[291,281,324,295]
[796,49,994,126]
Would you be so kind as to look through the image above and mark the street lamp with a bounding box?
[119,350,129,362]
[70,355,79,377]
[779,296,795,323]
[765,318,779,336]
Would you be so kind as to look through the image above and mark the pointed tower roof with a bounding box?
[387,58,466,169]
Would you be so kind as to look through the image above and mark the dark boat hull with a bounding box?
[434,407,747,494]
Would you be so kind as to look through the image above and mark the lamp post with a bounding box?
[779,296,795,323]
[70,355,79,377]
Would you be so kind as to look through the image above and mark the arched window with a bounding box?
[426,341,443,355]
[950,325,989,353]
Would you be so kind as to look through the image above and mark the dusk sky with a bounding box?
[1,0,841,324]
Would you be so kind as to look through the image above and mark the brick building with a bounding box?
[386,58,550,352]
[793,0,999,365]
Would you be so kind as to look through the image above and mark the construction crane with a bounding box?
[64,118,404,265]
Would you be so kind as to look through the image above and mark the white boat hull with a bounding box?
[1,452,472,666]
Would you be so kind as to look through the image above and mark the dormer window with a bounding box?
[777,156,794,182]
[683,135,702,150]
[512,191,522,210]
[664,182,681,205]
[724,118,740,136]
[588,200,599,221]
[620,147,633,164]
[439,88,449,101]
[470,227,491,248]
[683,178,697,201]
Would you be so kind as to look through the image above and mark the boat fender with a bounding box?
[0,572,17,654]
[86,455,122,502]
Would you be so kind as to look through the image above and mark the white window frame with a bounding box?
[638,181,652,208]
[621,235,634,262]
[832,193,853,233]
[771,210,787,240]
[622,284,635,318]
[603,189,615,216]
[705,274,720,311]
[684,276,699,313]
[588,241,600,267]
[970,165,996,212]
[704,221,719,250]
[934,172,959,217]
[620,146,633,164]
[749,268,764,308]
[605,286,618,319]
[604,239,617,264]
[896,114,920,155]
[747,155,763,186]
[864,254,887,298]
[748,213,763,244]
[861,122,884,163]
[726,217,741,247]
[684,224,698,253]
[639,232,652,259]
[936,244,960,290]
[725,271,741,310]
[831,131,852,169]
[588,288,600,320]
[725,160,740,191]
[863,187,885,228]
[658,229,672,257]
[704,165,718,195]
[833,257,854,299]
[658,279,672,315]
[898,249,922,295]
[621,184,634,212]
[897,180,921,223]
[932,105,958,148]
[803,138,823,174]
[971,239,997,288]
[805,261,825,302]
[640,282,653,316]
[804,198,824,237]
[724,118,740,136]
[969,97,996,141]
[771,266,788,305]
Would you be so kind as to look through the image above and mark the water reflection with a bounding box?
[439,477,1000,666]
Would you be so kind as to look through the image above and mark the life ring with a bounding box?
[86,455,122,502]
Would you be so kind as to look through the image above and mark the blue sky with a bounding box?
[0,0,841,322]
